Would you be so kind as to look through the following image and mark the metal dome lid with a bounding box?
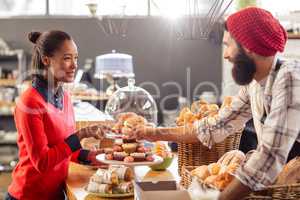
[95,50,134,79]
[96,50,132,59]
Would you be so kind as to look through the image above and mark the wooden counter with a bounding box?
[66,156,180,200]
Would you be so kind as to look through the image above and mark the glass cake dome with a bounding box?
[105,79,158,124]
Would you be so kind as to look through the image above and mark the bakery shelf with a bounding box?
[0,79,16,87]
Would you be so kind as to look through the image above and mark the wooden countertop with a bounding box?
[66,156,180,200]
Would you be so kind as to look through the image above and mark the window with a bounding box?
[49,0,148,16]
[151,0,233,18]
[260,0,300,15]
[0,0,46,16]
[0,0,298,17]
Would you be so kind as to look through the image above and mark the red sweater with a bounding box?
[8,85,83,200]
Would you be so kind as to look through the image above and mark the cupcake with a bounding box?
[122,143,138,154]
[113,152,128,161]
[130,152,146,162]
[122,137,137,143]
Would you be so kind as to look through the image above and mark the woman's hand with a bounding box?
[75,124,111,141]
[87,149,108,168]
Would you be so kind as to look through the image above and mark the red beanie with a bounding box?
[226,7,287,57]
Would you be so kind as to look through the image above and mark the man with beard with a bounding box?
[124,7,300,200]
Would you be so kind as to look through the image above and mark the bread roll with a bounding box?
[111,123,123,133]
[230,151,246,165]
[112,112,139,133]
[226,163,240,174]
[191,100,207,113]
[116,112,138,122]
[208,104,219,111]
[276,156,300,185]
[207,163,221,175]
[124,115,147,128]
[183,110,195,123]
[218,150,245,166]
[204,175,218,185]
[214,179,228,190]
[221,96,233,108]
[191,165,210,181]
[200,105,209,114]
[191,101,200,114]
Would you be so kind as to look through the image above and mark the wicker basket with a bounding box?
[180,166,197,188]
[177,130,242,175]
[181,166,300,200]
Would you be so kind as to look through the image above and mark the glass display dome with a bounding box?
[105,79,158,124]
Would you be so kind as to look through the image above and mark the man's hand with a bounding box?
[123,125,158,141]
[218,177,252,200]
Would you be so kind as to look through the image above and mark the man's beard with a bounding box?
[231,48,256,85]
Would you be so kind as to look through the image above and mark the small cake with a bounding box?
[113,152,128,161]
[130,152,146,162]
[122,143,138,154]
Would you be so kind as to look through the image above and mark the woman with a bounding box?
[6,30,108,200]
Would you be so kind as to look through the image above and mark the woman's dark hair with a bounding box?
[28,30,72,77]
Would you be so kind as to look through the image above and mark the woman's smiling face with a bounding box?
[45,39,78,83]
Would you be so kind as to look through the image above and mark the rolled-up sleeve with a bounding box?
[194,86,253,148]
[235,68,300,191]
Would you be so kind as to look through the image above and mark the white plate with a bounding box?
[84,187,134,198]
[96,154,163,167]
[86,191,134,198]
